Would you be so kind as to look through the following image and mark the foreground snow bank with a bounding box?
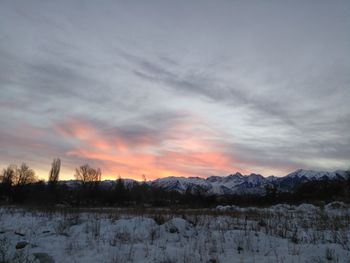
[0,206,349,262]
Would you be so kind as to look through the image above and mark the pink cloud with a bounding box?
[54,116,244,180]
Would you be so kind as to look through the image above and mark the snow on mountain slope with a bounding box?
[285,169,347,180]
[150,169,348,195]
[150,172,270,195]
[150,176,211,194]
[60,169,348,195]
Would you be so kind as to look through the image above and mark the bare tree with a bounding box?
[16,163,36,185]
[48,158,61,184]
[75,164,101,183]
[0,165,17,201]
[1,165,17,186]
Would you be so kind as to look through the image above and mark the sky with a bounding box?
[0,0,349,181]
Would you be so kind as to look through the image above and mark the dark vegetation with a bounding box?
[0,159,349,208]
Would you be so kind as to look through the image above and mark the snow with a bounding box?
[1,205,350,262]
[296,203,319,213]
[325,201,349,210]
[286,169,347,180]
[150,169,348,195]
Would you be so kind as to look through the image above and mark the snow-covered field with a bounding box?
[1,203,350,263]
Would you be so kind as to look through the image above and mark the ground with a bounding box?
[0,203,349,263]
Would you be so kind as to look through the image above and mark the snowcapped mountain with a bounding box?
[275,169,349,192]
[149,169,348,195]
[285,169,347,180]
[60,169,348,196]
[150,176,211,193]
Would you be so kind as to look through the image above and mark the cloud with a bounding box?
[0,0,349,179]
[51,114,245,180]
[120,51,304,127]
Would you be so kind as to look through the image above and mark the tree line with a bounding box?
[0,159,198,207]
[0,159,349,207]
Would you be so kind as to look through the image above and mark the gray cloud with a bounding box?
[0,0,349,178]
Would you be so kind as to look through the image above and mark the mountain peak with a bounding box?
[228,172,243,177]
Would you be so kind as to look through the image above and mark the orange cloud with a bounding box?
[55,118,111,150]
[54,116,244,180]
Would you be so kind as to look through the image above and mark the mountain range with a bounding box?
[61,169,349,196]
